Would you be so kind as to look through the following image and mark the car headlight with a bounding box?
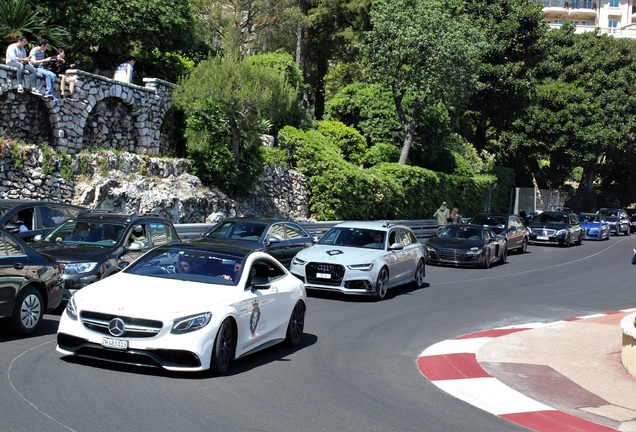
[465,247,482,255]
[347,263,374,271]
[66,296,78,320]
[555,229,566,236]
[171,313,212,333]
[292,256,306,266]
[64,262,98,274]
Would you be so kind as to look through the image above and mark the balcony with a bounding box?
[570,0,597,19]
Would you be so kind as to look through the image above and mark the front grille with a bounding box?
[57,333,201,368]
[305,262,346,286]
[531,228,557,236]
[429,248,479,263]
[80,311,163,338]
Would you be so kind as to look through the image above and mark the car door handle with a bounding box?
[13,263,24,270]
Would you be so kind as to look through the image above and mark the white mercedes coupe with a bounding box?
[56,242,307,374]
[289,221,426,300]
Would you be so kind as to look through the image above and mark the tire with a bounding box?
[576,232,583,245]
[500,246,507,264]
[374,268,389,300]
[210,318,234,374]
[520,237,528,254]
[626,225,630,236]
[10,287,44,335]
[285,301,305,347]
[414,259,426,289]
[483,249,491,269]
[563,233,571,247]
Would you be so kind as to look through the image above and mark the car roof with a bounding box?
[73,209,168,223]
[333,221,406,231]
[0,199,84,211]
[218,217,296,224]
[159,239,254,258]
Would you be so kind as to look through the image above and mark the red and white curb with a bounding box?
[416,310,636,432]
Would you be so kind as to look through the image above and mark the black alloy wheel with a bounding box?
[210,318,234,374]
[285,301,305,347]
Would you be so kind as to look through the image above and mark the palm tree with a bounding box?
[0,0,67,50]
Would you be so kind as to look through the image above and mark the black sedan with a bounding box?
[468,213,529,254]
[194,218,315,268]
[0,228,64,335]
[423,224,507,269]
[527,211,583,247]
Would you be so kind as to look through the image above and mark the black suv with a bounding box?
[30,210,181,295]
[528,211,583,247]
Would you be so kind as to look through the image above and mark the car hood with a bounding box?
[425,238,487,249]
[73,272,239,315]
[580,221,604,228]
[603,217,619,222]
[193,237,263,250]
[29,242,116,262]
[295,244,387,264]
[528,223,569,230]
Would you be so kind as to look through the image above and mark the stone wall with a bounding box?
[0,65,174,155]
[0,146,310,223]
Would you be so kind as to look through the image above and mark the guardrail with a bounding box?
[175,219,440,244]
[174,223,216,241]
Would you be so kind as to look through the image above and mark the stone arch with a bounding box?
[0,90,53,143]
[159,105,188,157]
[82,96,140,152]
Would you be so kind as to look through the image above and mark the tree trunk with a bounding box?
[399,121,416,165]
[571,160,599,211]
[228,113,241,168]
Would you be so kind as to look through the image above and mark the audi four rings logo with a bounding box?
[317,264,332,272]
[108,318,126,337]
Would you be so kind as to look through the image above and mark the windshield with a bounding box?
[470,215,506,231]
[579,214,600,223]
[598,209,618,218]
[533,213,568,224]
[438,226,484,240]
[125,246,245,285]
[204,221,267,242]
[318,227,386,249]
[44,219,127,246]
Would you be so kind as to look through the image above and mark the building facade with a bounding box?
[538,0,636,37]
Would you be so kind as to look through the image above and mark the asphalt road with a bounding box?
[1,235,634,432]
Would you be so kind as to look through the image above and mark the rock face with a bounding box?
[0,146,310,223]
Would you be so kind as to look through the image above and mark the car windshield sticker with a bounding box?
[250,300,261,336]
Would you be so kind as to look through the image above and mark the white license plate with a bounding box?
[316,272,331,279]
[101,337,128,350]
[536,235,548,240]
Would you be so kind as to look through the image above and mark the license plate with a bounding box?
[101,337,128,350]
[316,272,331,279]
[537,235,548,240]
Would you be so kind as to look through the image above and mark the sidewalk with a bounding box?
[417,309,636,431]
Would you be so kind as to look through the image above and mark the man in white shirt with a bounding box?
[5,35,37,94]
[113,56,136,83]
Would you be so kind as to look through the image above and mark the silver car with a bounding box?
[289,221,426,300]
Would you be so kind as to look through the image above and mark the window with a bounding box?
[285,223,308,240]
[149,222,170,245]
[266,224,285,240]
[609,0,619,7]
[0,233,24,256]
[609,20,618,28]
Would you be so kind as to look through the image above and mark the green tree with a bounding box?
[459,0,546,153]
[40,0,195,79]
[173,52,298,194]
[365,0,485,164]
[502,25,636,210]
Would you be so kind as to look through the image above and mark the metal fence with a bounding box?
[513,187,564,214]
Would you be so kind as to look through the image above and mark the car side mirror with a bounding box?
[265,236,280,246]
[250,276,271,291]
[33,234,42,241]
[388,242,404,251]
[127,242,142,251]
